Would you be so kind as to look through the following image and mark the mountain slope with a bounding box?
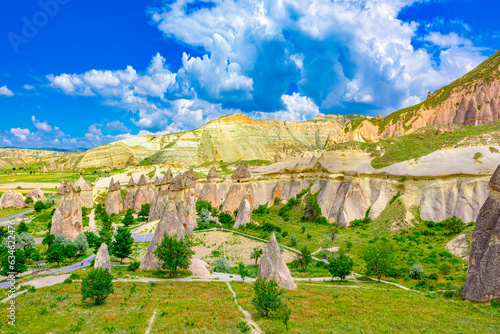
[329,49,500,144]
[0,148,68,169]
[59,113,362,169]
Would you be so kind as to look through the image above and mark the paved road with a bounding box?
[132,234,154,242]
[0,209,34,224]
[0,254,96,289]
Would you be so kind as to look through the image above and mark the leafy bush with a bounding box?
[16,221,29,233]
[303,195,321,222]
[196,200,214,215]
[253,204,268,214]
[138,203,150,219]
[362,240,394,281]
[439,263,451,275]
[153,233,194,277]
[327,249,354,281]
[64,278,73,284]
[214,257,231,273]
[237,321,251,333]
[34,200,45,212]
[442,216,466,235]
[127,261,140,271]
[252,276,284,318]
[290,233,297,247]
[262,222,281,233]
[409,264,424,279]
[81,268,114,305]
[428,273,439,280]
[218,212,234,227]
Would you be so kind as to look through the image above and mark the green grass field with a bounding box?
[231,281,500,334]
[4,281,244,333]
[0,206,31,219]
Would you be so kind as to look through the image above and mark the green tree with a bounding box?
[73,233,89,257]
[1,249,27,276]
[153,233,194,277]
[84,231,100,249]
[196,200,214,215]
[443,216,466,235]
[218,212,234,227]
[252,276,284,318]
[55,234,70,245]
[138,203,150,219]
[238,262,249,282]
[98,213,113,246]
[327,248,354,281]
[34,200,45,212]
[279,297,292,332]
[47,243,66,266]
[250,247,263,265]
[290,233,297,247]
[16,221,29,233]
[24,196,34,205]
[81,268,114,305]
[303,195,321,222]
[42,233,55,247]
[112,227,134,263]
[295,247,312,272]
[121,209,134,227]
[64,244,78,263]
[362,240,394,281]
[1,232,35,250]
[301,226,306,234]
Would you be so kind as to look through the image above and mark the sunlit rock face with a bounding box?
[105,178,123,215]
[51,180,82,241]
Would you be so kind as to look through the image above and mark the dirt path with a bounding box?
[226,282,263,334]
[145,309,157,334]
[1,274,71,303]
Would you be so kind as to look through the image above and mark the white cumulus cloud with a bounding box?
[0,85,14,97]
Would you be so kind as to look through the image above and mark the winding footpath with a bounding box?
[0,209,34,225]
[226,281,263,334]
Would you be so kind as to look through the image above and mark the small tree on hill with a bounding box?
[296,247,312,272]
[327,248,354,281]
[362,240,394,281]
[34,200,45,212]
[279,297,292,332]
[290,234,297,247]
[252,276,284,318]
[47,243,66,266]
[250,247,263,265]
[138,203,150,219]
[121,209,134,227]
[42,233,55,248]
[84,231,100,249]
[73,233,89,258]
[238,262,249,282]
[153,233,194,277]
[1,249,27,276]
[112,227,134,264]
[16,221,29,233]
[64,244,78,263]
[218,212,234,227]
[81,268,114,305]
[24,196,34,205]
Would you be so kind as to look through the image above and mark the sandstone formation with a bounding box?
[26,187,46,202]
[188,259,211,276]
[51,180,82,241]
[149,170,173,221]
[233,198,252,228]
[139,201,190,270]
[123,177,136,210]
[48,162,56,171]
[257,233,297,290]
[0,190,26,209]
[105,178,123,215]
[132,174,155,212]
[41,166,48,173]
[232,165,251,179]
[462,166,500,303]
[199,167,219,208]
[74,176,93,208]
[94,243,112,273]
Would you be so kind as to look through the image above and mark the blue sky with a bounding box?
[0,0,498,150]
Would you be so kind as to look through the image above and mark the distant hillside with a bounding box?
[0,148,68,169]
[328,48,500,144]
[55,113,362,169]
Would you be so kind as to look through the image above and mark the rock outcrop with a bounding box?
[232,165,251,179]
[94,243,111,273]
[199,167,219,208]
[446,233,470,261]
[257,233,297,290]
[462,166,500,302]
[149,170,173,221]
[105,178,123,215]
[74,176,93,208]
[188,259,211,276]
[139,201,190,270]
[26,187,46,202]
[233,198,252,228]
[0,190,26,209]
[132,174,154,212]
[123,177,136,210]
[51,180,82,241]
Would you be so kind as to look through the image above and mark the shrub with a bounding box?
[16,221,29,233]
[153,234,194,277]
[121,209,135,227]
[306,233,311,239]
[25,196,34,205]
[47,243,66,266]
[295,247,312,272]
[428,273,439,280]
[127,261,140,271]
[303,195,321,222]
[34,200,45,212]
[316,216,328,225]
[362,240,394,281]
[442,216,465,235]
[252,276,284,318]
[253,204,268,214]
[25,247,41,261]
[290,234,297,247]
[196,200,214,215]
[81,268,114,305]
[64,278,73,284]
[237,321,251,333]
[218,212,234,227]
[409,264,424,279]
[250,247,263,265]
[491,300,500,308]
[439,263,451,275]
[214,257,231,273]
[443,290,454,299]
[262,222,281,233]
[327,249,354,281]
[28,286,36,293]
[138,203,150,219]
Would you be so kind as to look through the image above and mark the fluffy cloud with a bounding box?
[10,128,31,141]
[0,85,14,97]
[23,84,35,90]
[106,120,131,132]
[46,0,489,135]
[31,116,53,133]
